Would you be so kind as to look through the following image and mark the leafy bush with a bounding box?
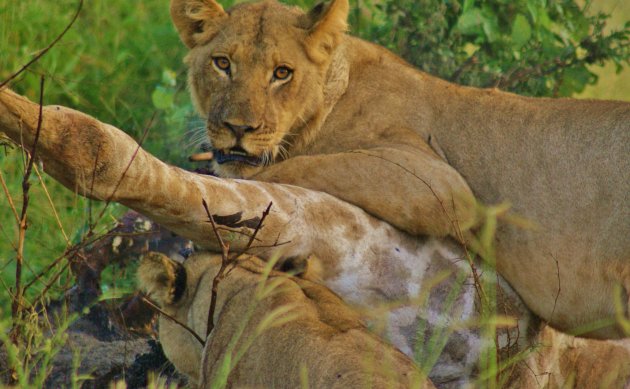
[351,0,629,97]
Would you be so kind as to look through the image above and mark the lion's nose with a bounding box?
[224,122,257,140]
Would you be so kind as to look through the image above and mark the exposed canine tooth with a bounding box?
[189,151,214,162]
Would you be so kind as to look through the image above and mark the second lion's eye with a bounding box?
[273,66,292,81]
[213,57,231,74]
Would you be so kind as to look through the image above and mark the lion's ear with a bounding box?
[303,0,349,62]
[137,252,188,306]
[170,0,227,48]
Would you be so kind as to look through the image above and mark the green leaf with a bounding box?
[511,14,532,48]
[456,8,484,36]
[463,0,475,13]
[151,86,174,110]
[558,65,594,96]
[481,7,500,42]
[526,0,538,24]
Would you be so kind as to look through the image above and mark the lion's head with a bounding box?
[137,251,429,388]
[171,0,350,178]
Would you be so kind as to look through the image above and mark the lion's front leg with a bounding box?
[0,90,308,257]
[254,145,479,239]
[0,89,411,265]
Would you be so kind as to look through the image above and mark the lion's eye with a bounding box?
[273,66,292,81]
[213,57,231,74]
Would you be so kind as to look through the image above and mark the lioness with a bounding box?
[138,252,433,389]
[170,0,630,338]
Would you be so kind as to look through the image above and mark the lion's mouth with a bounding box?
[214,146,263,166]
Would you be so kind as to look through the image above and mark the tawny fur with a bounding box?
[171,0,630,338]
[1,0,629,384]
[138,252,434,389]
[507,326,630,388]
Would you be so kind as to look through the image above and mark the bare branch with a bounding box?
[0,169,19,224]
[33,164,70,245]
[141,296,205,346]
[229,202,273,261]
[9,76,45,370]
[201,200,274,337]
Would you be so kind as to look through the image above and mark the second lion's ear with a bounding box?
[303,0,349,63]
[170,0,227,48]
[137,252,188,306]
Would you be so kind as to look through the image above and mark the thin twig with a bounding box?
[201,200,274,337]
[202,199,227,251]
[202,199,230,337]
[0,221,18,251]
[11,76,45,347]
[245,241,292,250]
[33,164,70,245]
[22,229,108,292]
[34,261,71,302]
[0,169,20,224]
[229,202,273,261]
[140,296,205,346]
[215,226,263,240]
[0,0,84,88]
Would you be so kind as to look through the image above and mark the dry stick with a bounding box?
[0,221,18,252]
[22,230,108,293]
[33,164,70,245]
[201,200,274,337]
[0,0,83,89]
[10,76,45,347]
[229,202,273,262]
[246,241,292,251]
[140,296,205,346]
[202,199,231,337]
[0,169,20,224]
[27,229,160,306]
[6,77,45,383]
[34,261,71,303]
